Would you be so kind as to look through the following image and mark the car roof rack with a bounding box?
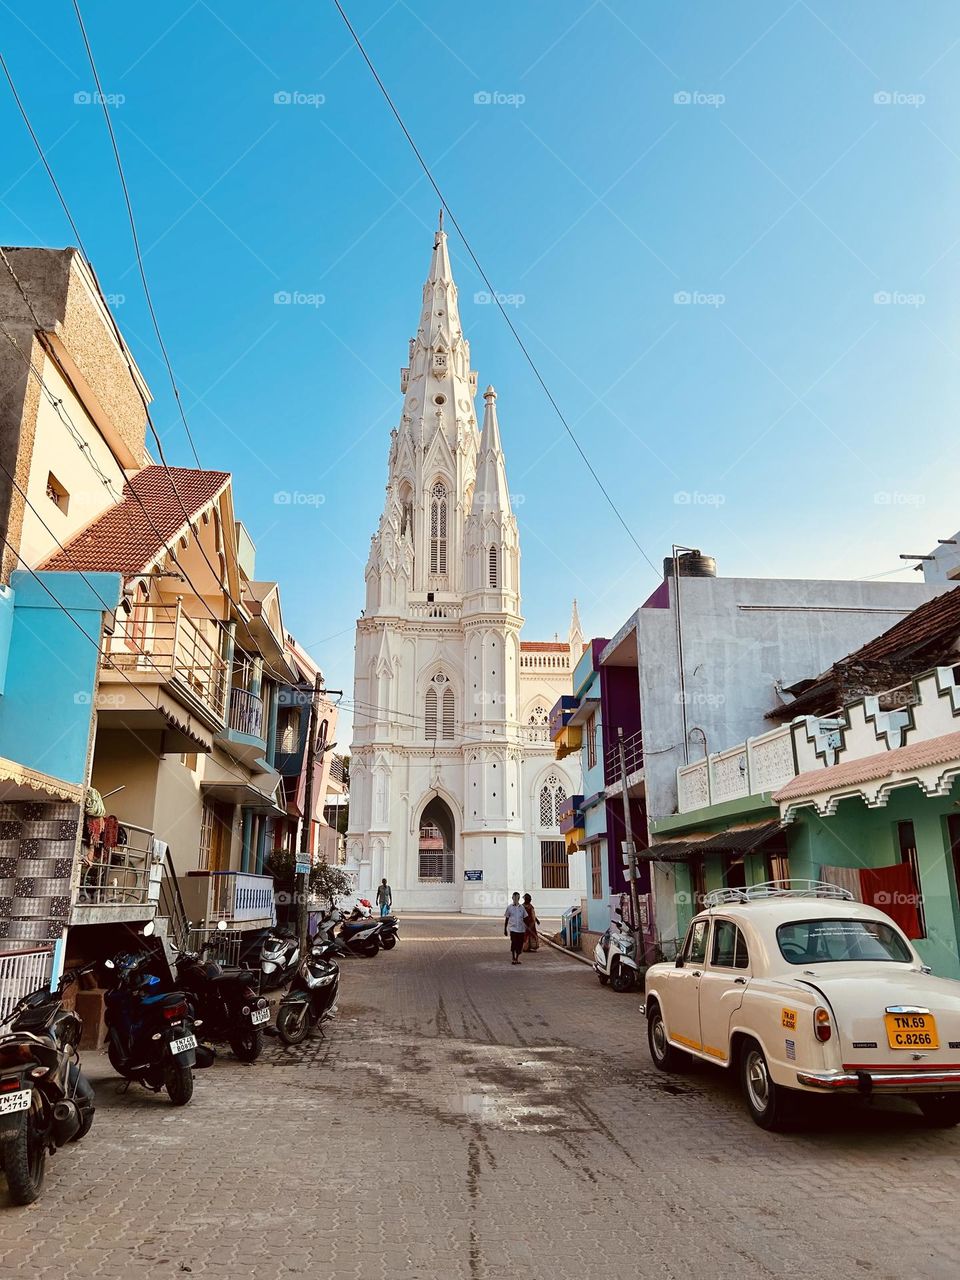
[702,880,854,907]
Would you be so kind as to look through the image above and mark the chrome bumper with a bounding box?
[797,1068,960,1093]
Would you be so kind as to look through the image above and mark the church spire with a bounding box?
[471,387,511,517]
[569,598,584,653]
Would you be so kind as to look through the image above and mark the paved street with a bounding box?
[2,916,959,1279]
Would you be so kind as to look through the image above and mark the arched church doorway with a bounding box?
[418,796,456,885]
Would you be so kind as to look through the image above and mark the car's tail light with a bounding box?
[163,1001,188,1021]
[0,1075,25,1092]
[814,1007,832,1042]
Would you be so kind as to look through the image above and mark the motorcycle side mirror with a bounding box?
[216,919,228,932]
[141,920,156,938]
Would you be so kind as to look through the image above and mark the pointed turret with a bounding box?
[471,387,511,518]
[568,598,584,654]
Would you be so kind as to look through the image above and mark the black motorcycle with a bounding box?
[275,938,340,1046]
[174,941,269,1062]
[0,962,97,1205]
[103,927,212,1105]
[259,929,300,991]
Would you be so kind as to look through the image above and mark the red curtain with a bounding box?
[859,863,922,939]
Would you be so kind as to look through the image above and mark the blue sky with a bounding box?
[3,0,960,708]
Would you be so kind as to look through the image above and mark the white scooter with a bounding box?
[259,929,300,991]
[594,908,641,993]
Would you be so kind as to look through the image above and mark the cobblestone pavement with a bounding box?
[2,916,959,1279]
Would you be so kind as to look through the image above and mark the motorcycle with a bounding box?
[594,909,642,993]
[259,929,300,991]
[0,962,97,1205]
[275,937,341,1046]
[353,899,400,951]
[174,922,270,1062]
[314,906,382,958]
[103,923,212,1105]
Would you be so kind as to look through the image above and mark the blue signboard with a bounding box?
[295,862,311,876]
[464,870,483,882]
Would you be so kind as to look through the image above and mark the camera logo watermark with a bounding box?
[674,490,726,507]
[473,90,526,108]
[674,290,725,308]
[474,290,525,308]
[274,491,326,507]
[274,290,325,307]
[274,90,326,107]
[74,90,125,107]
[873,290,925,307]
[873,90,924,108]
[873,491,925,507]
[674,90,725,108]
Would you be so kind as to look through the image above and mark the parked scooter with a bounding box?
[174,921,270,1062]
[314,906,382,958]
[353,898,400,951]
[275,937,341,1046]
[259,929,300,991]
[0,962,97,1205]
[103,922,212,1105]
[594,909,642,992]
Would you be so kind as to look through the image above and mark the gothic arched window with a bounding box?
[442,686,455,740]
[488,545,498,588]
[430,483,448,576]
[425,686,438,739]
[538,773,567,828]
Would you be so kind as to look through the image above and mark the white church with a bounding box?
[347,218,585,914]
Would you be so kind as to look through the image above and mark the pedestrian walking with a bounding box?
[376,878,393,918]
[522,893,539,951]
[504,892,527,964]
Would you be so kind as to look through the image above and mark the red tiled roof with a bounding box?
[774,729,960,802]
[41,466,230,576]
[520,641,568,652]
[842,585,960,663]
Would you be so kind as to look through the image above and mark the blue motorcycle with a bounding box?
[102,924,212,1105]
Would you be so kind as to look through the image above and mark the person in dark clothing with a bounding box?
[376,878,393,917]
[504,892,527,964]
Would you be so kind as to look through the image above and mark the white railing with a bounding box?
[409,601,461,620]
[677,724,797,813]
[0,948,53,1021]
[210,872,276,925]
[76,820,157,908]
[520,653,571,671]
[104,599,228,723]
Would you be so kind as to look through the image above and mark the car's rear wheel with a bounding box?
[647,1003,688,1072]
[740,1039,793,1131]
[916,1094,960,1128]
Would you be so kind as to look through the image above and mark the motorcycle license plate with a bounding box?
[170,1034,197,1055]
[251,1007,270,1026]
[0,1089,31,1115]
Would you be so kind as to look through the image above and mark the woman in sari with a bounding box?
[522,893,539,951]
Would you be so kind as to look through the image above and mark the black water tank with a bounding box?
[663,550,717,578]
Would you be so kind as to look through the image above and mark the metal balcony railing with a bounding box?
[229,686,264,738]
[0,948,53,1021]
[606,729,644,785]
[76,821,157,908]
[105,600,228,723]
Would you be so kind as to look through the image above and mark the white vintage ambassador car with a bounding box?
[641,882,960,1130]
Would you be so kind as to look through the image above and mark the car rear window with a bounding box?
[776,918,912,964]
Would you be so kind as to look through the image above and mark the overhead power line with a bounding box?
[332,0,660,579]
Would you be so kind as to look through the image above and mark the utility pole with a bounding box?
[297,673,325,956]
[618,726,645,964]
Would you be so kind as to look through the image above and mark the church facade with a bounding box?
[347,220,584,914]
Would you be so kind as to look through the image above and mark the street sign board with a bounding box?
[464,870,483,882]
[295,862,310,876]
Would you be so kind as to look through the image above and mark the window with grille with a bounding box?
[538,773,567,828]
[488,545,498,588]
[425,686,438,739]
[586,713,597,770]
[541,840,569,889]
[418,823,453,882]
[442,686,455,740]
[430,483,448,576]
[591,842,603,898]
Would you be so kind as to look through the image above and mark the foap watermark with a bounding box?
[674,290,725,308]
[674,690,727,708]
[74,90,125,107]
[274,490,326,507]
[274,90,325,107]
[873,90,925,108]
[873,290,925,308]
[103,293,125,307]
[674,90,725,108]
[473,90,525,108]
[274,290,325,307]
[74,690,128,709]
[474,290,525,308]
[873,490,925,508]
[674,490,726,507]
[472,691,509,707]
[473,489,525,507]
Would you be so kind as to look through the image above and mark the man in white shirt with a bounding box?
[504,892,527,965]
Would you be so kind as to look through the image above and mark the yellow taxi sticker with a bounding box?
[781,1008,798,1030]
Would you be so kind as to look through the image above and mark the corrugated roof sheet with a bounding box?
[41,465,230,576]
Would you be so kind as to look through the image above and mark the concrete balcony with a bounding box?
[676,723,796,814]
[215,686,268,768]
[71,820,159,926]
[180,870,276,930]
